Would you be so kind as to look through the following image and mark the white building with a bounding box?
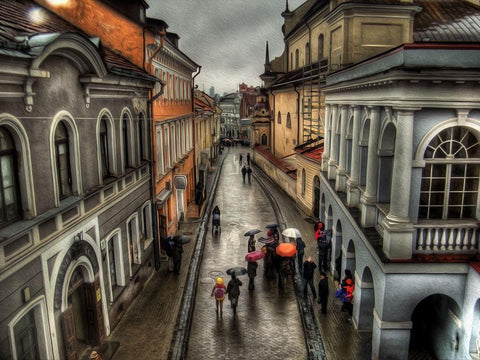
[321,43,480,359]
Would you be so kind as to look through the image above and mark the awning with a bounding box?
[156,188,172,205]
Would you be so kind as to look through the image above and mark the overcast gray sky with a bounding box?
[147,0,304,95]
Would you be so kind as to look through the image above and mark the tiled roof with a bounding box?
[255,145,297,179]
[414,0,480,42]
[296,144,324,164]
[0,0,154,81]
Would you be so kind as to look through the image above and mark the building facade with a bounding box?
[219,92,241,138]
[0,1,157,359]
[322,42,480,360]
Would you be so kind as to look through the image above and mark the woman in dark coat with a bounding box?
[227,274,242,314]
[247,235,256,253]
[247,261,258,291]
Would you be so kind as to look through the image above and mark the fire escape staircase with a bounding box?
[301,63,322,144]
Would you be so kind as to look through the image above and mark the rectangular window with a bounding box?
[162,73,167,100]
[176,123,181,158]
[164,126,170,169]
[171,124,176,162]
[156,127,164,176]
[169,75,173,101]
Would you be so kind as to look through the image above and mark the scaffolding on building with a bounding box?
[301,60,328,145]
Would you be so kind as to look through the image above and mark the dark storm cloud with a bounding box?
[147,0,304,94]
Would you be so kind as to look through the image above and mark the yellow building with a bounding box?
[259,0,427,217]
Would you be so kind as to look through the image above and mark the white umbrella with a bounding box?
[282,228,302,238]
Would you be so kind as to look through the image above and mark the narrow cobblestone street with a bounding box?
[186,148,306,359]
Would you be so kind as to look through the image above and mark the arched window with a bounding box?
[261,134,267,146]
[420,126,480,219]
[55,121,72,198]
[301,168,306,197]
[286,113,292,129]
[122,113,131,169]
[0,127,21,226]
[305,42,310,65]
[290,53,293,71]
[318,34,324,60]
[277,111,282,124]
[100,117,111,179]
[295,49,299,69]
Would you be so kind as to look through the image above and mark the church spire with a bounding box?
[285,0,290,12]
[265,41,270,66]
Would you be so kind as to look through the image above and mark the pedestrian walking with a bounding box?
[171,242,183,275]
[296,237,305,274]
[211,277,227,317]
[247,261,258,291]
[226,273,242,315]
[317,271,329,314]
[241,166,247,183]
[317,230,331,272]
[264,244,275,279]
[341,278,354,318]
[239,154,243,165]
[246,153,251,165]
[247,167,252,184]
[247,235,256,253]
[302,257,317,299]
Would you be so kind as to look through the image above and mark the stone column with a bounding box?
[360,106,380,227]
[322,104,331,172]
[372,309,412,360]
[335,105,348,192]
[327,105,339,180]
[382,109,416,259]
[346,105,361,206]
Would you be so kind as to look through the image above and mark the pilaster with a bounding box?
[335,105,349,192]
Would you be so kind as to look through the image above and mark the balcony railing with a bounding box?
[414,223,480,254]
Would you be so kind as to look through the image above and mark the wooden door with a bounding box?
[61,306,78,360]
[83,278,104,345]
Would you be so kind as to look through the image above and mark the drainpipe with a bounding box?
[294,84,300,146]
[147,30,166,271]
[306,21,312,66]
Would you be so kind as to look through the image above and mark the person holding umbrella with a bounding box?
[226,273,243,315]
[247,261,258,291]
[211,277,227,317]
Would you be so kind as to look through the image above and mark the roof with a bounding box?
[0,0,156,82]
[285,0,480,43]
[255,145,297,179]
[295,143,324,164]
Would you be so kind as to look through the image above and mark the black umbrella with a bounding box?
[265,224,279,229]
[244,229,261,237]
[173,235,191,245]
[226,267,247,276]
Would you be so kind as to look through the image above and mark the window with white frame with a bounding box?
[141,203,152,249]
[176,123,181,159]
[156,126,164,176]
[181,120,185,154]
[164,126,170,169]
[122,113,132,169]
[171,124,176,162]
[154,68,159,100]
[9,301,49,360]
[419,126,480,219]
[175,76,179,101]
[162,72,167,100]
[54,121,73,199]
[0,126,21,227]
[169,75,173,101]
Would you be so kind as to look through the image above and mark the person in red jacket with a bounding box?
[342,278,355,318]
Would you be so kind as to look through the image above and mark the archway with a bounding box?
[469,299,480,357]
[356,267,374,331]
[345,240,356,281]
[410,294,462,359]
[261,133,267,146]
[333,220,342,279]
[320,193,326,225]
[61,262,104,360]
[313,176,320,219]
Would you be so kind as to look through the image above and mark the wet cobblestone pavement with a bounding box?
[106,147,372,360]
[186,150,307,359]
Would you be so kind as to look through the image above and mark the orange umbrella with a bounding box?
[276,242,296,257]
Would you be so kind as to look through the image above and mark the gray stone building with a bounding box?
[322,43,480,359]
[0,2,157,359]
[219,92,241,138]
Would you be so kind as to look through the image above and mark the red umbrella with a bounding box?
[276,243,296,257]
[245,251,265,262]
